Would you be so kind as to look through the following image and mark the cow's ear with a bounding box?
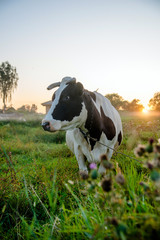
[76,82,84,96]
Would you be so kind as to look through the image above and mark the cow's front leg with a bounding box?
[75,146,88,177]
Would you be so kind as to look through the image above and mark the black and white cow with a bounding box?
[42,77,123,175]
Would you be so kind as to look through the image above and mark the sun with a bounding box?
[142,108,149,114]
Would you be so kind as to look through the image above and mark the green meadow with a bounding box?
[0,112,160,239]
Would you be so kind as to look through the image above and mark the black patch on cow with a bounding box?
[89,91,96,102]
[118,131,122,145]
[83,92,116,150]
[84,90,96,102]
[100,107,116,141]
[52,82,83,121]
[83,92,102,149]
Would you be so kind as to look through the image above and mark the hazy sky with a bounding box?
[0,0,160,112]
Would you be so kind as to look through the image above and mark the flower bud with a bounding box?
[91,169,98,180]
[134,144,146,157]
[101,154,108,161]
[101,154,113,169]
[150,170,160,182]
[147,162,154,170]
[101,178,112,192]
[149,138,154,145]
[111,217,118,226]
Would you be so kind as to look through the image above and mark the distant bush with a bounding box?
[6,107,16,113]
[17,104,38,113]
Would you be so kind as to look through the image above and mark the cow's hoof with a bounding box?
[79,170,89,180]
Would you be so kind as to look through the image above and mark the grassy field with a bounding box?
[0,112,160,239]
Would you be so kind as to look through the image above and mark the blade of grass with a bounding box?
[64,183,92,231]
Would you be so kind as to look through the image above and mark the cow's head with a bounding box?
[42,77,88,132]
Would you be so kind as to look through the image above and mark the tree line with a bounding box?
[0,104,38,114]
[105,93,143,111]
[105,93,160,112]
[0,61,160,113]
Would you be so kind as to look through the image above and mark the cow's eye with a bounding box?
[63,95,70,101]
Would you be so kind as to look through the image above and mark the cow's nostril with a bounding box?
[42,121,50,131]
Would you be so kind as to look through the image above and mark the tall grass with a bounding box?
[0,115,160,239]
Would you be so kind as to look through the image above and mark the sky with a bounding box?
[0,0,160,113]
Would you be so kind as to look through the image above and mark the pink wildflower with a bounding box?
[89,163,97,169]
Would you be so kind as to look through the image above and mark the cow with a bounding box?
[42,77,123,175]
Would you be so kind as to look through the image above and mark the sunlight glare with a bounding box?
[142,108,149,114]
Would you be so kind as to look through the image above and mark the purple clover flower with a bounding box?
[89,163,97,169]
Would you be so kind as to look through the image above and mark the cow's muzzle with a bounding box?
[42,121,51,131]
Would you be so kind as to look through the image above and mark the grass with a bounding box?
[0,113,160,239]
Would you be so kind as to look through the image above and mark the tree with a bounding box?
[17,104,38,113]
[17,105,30,113]
[31,104,38,113]
[121,100,130,111]
[127,99,144,112]
[0,61,18,112]
[105,93,124,110]
[105,93,144,112]
[148,92,160,111]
